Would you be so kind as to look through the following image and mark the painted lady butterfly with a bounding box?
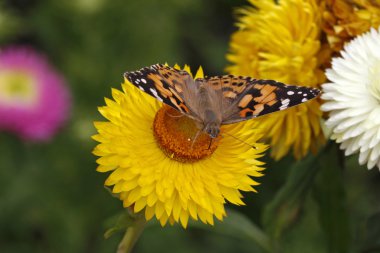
[124,64,320,138]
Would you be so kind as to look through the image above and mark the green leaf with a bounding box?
[104,185,121,199]
[313,144,350,253]
[104,210,135,239]
[0,4,22,42]
[262,145,326,240]
[188,208,273,253]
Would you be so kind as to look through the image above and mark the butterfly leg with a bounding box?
[207,138,213,150]
[190,129,203,150]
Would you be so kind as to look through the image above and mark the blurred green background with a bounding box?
[1,1,380,253]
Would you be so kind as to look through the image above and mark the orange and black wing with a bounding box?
[202,75,320,124]
[124,64,192,114]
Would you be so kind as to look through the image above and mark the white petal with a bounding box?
[323,27,380,171]
[369,143,380,162]
[344,138,361,155]
[359,127,378,149]
[367,157,377,169]
[359,148,370,165]
[369,135,380,149]
[334,114,367,133]
[341,124,366,139]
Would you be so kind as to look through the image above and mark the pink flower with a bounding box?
[0,47,70,141]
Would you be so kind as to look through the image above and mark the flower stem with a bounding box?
[116,215,146,253]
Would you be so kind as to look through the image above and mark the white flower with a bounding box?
[322,28,380,170]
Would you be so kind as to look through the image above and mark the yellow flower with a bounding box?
[226,0,325,160]
[320,0,380,52]
[93,65,267,228]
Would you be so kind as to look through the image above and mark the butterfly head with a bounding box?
[204,122,220,138]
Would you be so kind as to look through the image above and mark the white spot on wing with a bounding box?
[138,86,144,91]
[287,91,294,95]
[279,98,290,110]
[141,79,147,84]
[149,88,163,102]
[150,88,158,96]
[302,98,308,102]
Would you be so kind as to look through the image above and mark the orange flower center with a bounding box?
[153,105,221,163]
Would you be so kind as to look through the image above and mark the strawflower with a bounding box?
[320,0,380,52]
[322,28,380,170]
[0,47,70,141]
[93,65,267,228]
[227,0,325,160]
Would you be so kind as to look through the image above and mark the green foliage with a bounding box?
[188,208,272,253]
[262,148,322,241]
[0,3,21,42]
[361,212,380,253]
[313,145,350,253]
[104,211,136,240]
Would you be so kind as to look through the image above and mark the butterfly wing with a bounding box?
[124,64,195,115]
[201,75,320,124]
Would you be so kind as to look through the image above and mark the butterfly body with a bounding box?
[195,82,222,138]
[124,64,320,138]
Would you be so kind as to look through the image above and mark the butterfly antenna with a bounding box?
[221,132,258,150]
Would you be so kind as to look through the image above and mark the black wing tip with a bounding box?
[307,87,321,98]
[312,87,321,95]
[123,63,164,78]
[124,63,195,79]
[296,87,321,101]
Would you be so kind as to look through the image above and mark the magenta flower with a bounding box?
[0,47,70,141]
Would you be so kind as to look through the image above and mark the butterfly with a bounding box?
[124,64,320,138]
